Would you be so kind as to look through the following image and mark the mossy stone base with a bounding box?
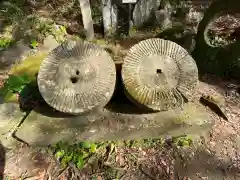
[15,103,214,146]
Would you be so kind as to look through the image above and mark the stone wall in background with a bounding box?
[133,0,212,32]
[133,0,162,28]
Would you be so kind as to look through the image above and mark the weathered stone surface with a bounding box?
[9,51,48,80]
[15,103,214,146]
[8,35,60,79]
[133,0,161,28]
[1,34,60,78]
[0,134,21,149]
[0,103,25,133]
[155,9,172,29]
[41,35,60,52]
[0,40,31,72]
[185,7,204,27]
[0,103,26,148]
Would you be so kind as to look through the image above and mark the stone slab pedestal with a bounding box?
[0,103,26,148]
[15,103,214,146]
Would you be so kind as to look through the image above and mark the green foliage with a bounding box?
[4,176,13,180]
[3,74,30,92]
[0,37,15,50]
[51,141,101,169]
[38,22,53,36]
[29,39,39,49]
[172,135,193,147]
[90,0,102,21]
[0,0,26,24]
[51,136,194,174]
[51,24,67,43]
[1,1,67,47]
[0,74,31,102]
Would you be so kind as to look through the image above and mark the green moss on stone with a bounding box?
[9,52,48,81]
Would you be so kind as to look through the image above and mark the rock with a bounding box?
[41,35,60,52]
[200,94,228,121]
[15,103,214,146]
[0,103,25,132]
[0,40,31,72]
[155,9,172,29]
[133,0,161,28]
[155,26,196,53]
[0,134,21,149]
[7,34,63,80]
[185,7,204,26]
[8,51,48,81]
[0,23,65,77]
[0,103,26,148]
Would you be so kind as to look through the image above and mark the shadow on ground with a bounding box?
[105,64,156,114]
[18,81,77,118]
[0,143,5,179]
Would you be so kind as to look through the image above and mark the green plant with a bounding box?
[50,24,67,43]
[0,74,31,102]
[52,141,101,169]
[29,39,39,49]
[172,135,193,147]
[39,23,53,36]
[0,37,15,50]
[0,0,26,24]
[4,176,12,180]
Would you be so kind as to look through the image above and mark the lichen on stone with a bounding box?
[175,103,209,125]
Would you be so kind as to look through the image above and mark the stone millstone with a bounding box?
[37,39,116,114]
[121,38,198,111]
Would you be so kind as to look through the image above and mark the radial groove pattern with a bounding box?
[38,39,116,114]
[121,38,198,111]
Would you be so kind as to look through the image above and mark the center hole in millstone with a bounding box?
[76,70,79,75]
[156,69,162,74]
[70,76,78,84]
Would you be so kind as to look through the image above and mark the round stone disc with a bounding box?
[121,38,198,111]
[38,39,116,114]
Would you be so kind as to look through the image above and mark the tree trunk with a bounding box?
[79,0,95,40]
[102,0,118,38]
